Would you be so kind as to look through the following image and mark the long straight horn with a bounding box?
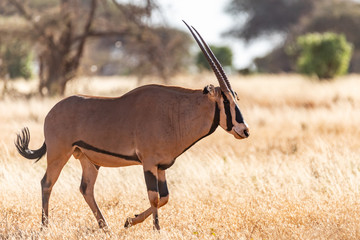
[190,26,234,94]
[183,20,230,93]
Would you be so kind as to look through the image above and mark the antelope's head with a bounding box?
[184,21,249,139]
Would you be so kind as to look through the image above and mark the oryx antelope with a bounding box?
[15,21,249,230]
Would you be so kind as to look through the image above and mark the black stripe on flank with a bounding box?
[72,140,141,163]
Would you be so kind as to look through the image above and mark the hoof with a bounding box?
[124,217,132,228]
[153,219,160,231]
[40,225,48,232]
[98,220,108,229]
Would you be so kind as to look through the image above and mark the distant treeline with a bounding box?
[226,0,360,74]
[1,0,359,96]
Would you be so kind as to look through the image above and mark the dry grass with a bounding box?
[1,73,360,239]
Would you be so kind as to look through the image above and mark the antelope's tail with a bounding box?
[15,127,47,163]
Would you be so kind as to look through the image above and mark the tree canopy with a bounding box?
[225,0,360,73]
[196,45,233,71]
[295,32,353,79]
[0,0,191,95]
[225,0,315,41]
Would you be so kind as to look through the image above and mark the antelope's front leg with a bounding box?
[124,168,169,230]
[144,167,160,230]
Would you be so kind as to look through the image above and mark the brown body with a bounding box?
[15,22,250,230]
[47,85,216,169]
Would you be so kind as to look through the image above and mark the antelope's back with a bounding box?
[43,85,204,153]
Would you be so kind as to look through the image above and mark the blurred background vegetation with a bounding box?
[227,0,360,75]
[0,0,359,96]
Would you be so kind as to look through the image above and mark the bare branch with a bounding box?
[72,29,130,42]
[7,0,56,48]
[71,0,97,70]
[111,0,155,23]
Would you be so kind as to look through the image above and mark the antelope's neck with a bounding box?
[174,94,219,156]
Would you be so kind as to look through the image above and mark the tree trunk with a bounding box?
[46,71,68,96]
[36,0,96,96]
[38,49,67,96]
[1,76,8,97]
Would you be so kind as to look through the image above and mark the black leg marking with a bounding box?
[144,171,158,192]
[80,180,87,195]
[158,180,169,198]
[154,216,159,230]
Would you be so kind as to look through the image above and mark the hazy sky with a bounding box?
[156,0,282,68]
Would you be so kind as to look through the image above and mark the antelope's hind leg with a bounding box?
[41,152,70,227]
[124,168,169,230]
[76,149,107,228]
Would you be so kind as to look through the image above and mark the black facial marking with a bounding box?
[158,180,169,198]
[221,92,233,131]
[72,141,141,163]
[221,92,245,130]
[235,105,245,124]
[144,171,158,192]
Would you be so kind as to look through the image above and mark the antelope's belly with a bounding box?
[73,146,142,168]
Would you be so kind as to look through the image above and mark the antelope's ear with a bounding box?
[203,84,216,96]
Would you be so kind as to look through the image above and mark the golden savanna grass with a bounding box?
[1,74,360,239]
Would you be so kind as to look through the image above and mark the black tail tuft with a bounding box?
[15,127,46,163]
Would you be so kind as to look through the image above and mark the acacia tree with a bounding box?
[4,0,155,95]
[3,0,96,95]
[1,0,189,95]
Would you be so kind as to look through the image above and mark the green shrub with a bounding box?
[1,40,32,79]
[295,32,353,79]
[196,45,233,70]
